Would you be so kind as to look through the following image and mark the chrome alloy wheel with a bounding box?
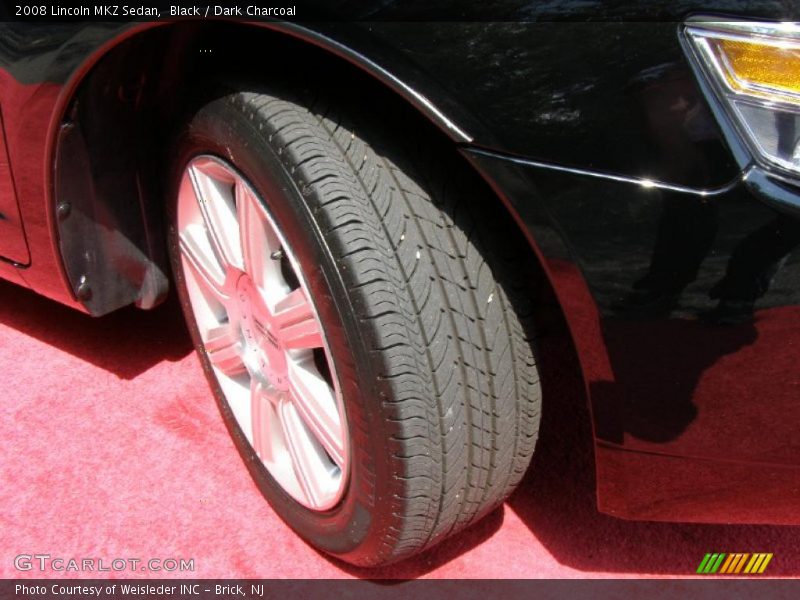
[177,155,348,511]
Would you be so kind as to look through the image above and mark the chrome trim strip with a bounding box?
[467,148,748,197]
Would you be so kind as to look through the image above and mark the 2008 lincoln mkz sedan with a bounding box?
[1,3,799,566]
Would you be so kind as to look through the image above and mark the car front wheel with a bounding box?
[167,84,542,566]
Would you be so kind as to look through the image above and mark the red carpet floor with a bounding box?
[1,278,798,579]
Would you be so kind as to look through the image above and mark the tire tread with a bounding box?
[228,89,541,565]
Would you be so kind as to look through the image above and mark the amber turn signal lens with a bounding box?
[685,21,800,174]
[716,38,800,98]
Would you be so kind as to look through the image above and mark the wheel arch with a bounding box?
[51,20,488,316]
[52,19,592,393]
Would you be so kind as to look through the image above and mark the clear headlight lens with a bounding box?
[685,21,800,174]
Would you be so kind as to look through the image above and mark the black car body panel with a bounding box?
[466,148,800,521]
[0,102,28,264]
[2,2,800,524]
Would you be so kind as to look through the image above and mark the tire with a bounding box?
[166,83,542,566]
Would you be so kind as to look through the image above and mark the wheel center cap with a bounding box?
[235,273,288,391]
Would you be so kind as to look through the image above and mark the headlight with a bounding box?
[685,20,800,176]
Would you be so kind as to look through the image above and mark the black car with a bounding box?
[1,2,799,567]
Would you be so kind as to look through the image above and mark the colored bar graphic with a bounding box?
[711,553,726,573]
[734,554,749,574]
[719,554,735,574]
[759,554,773,573]
[720,553,738,574]
[697,553,726,574]
[745,554,762,574]
[708,553,720,574]
[697,554,712,574]
[700,553,773,575]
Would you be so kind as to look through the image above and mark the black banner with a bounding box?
[0,0,797,23]
[2,579,800,600]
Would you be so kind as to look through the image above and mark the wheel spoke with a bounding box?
[204,323,246,377]
[287,359,345,469]
[189,163,244,272]
[272,288,324,350]
[251,380,278,461]
[279,399,330,509]
[236,181,281,290]
[179,227,228,302]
